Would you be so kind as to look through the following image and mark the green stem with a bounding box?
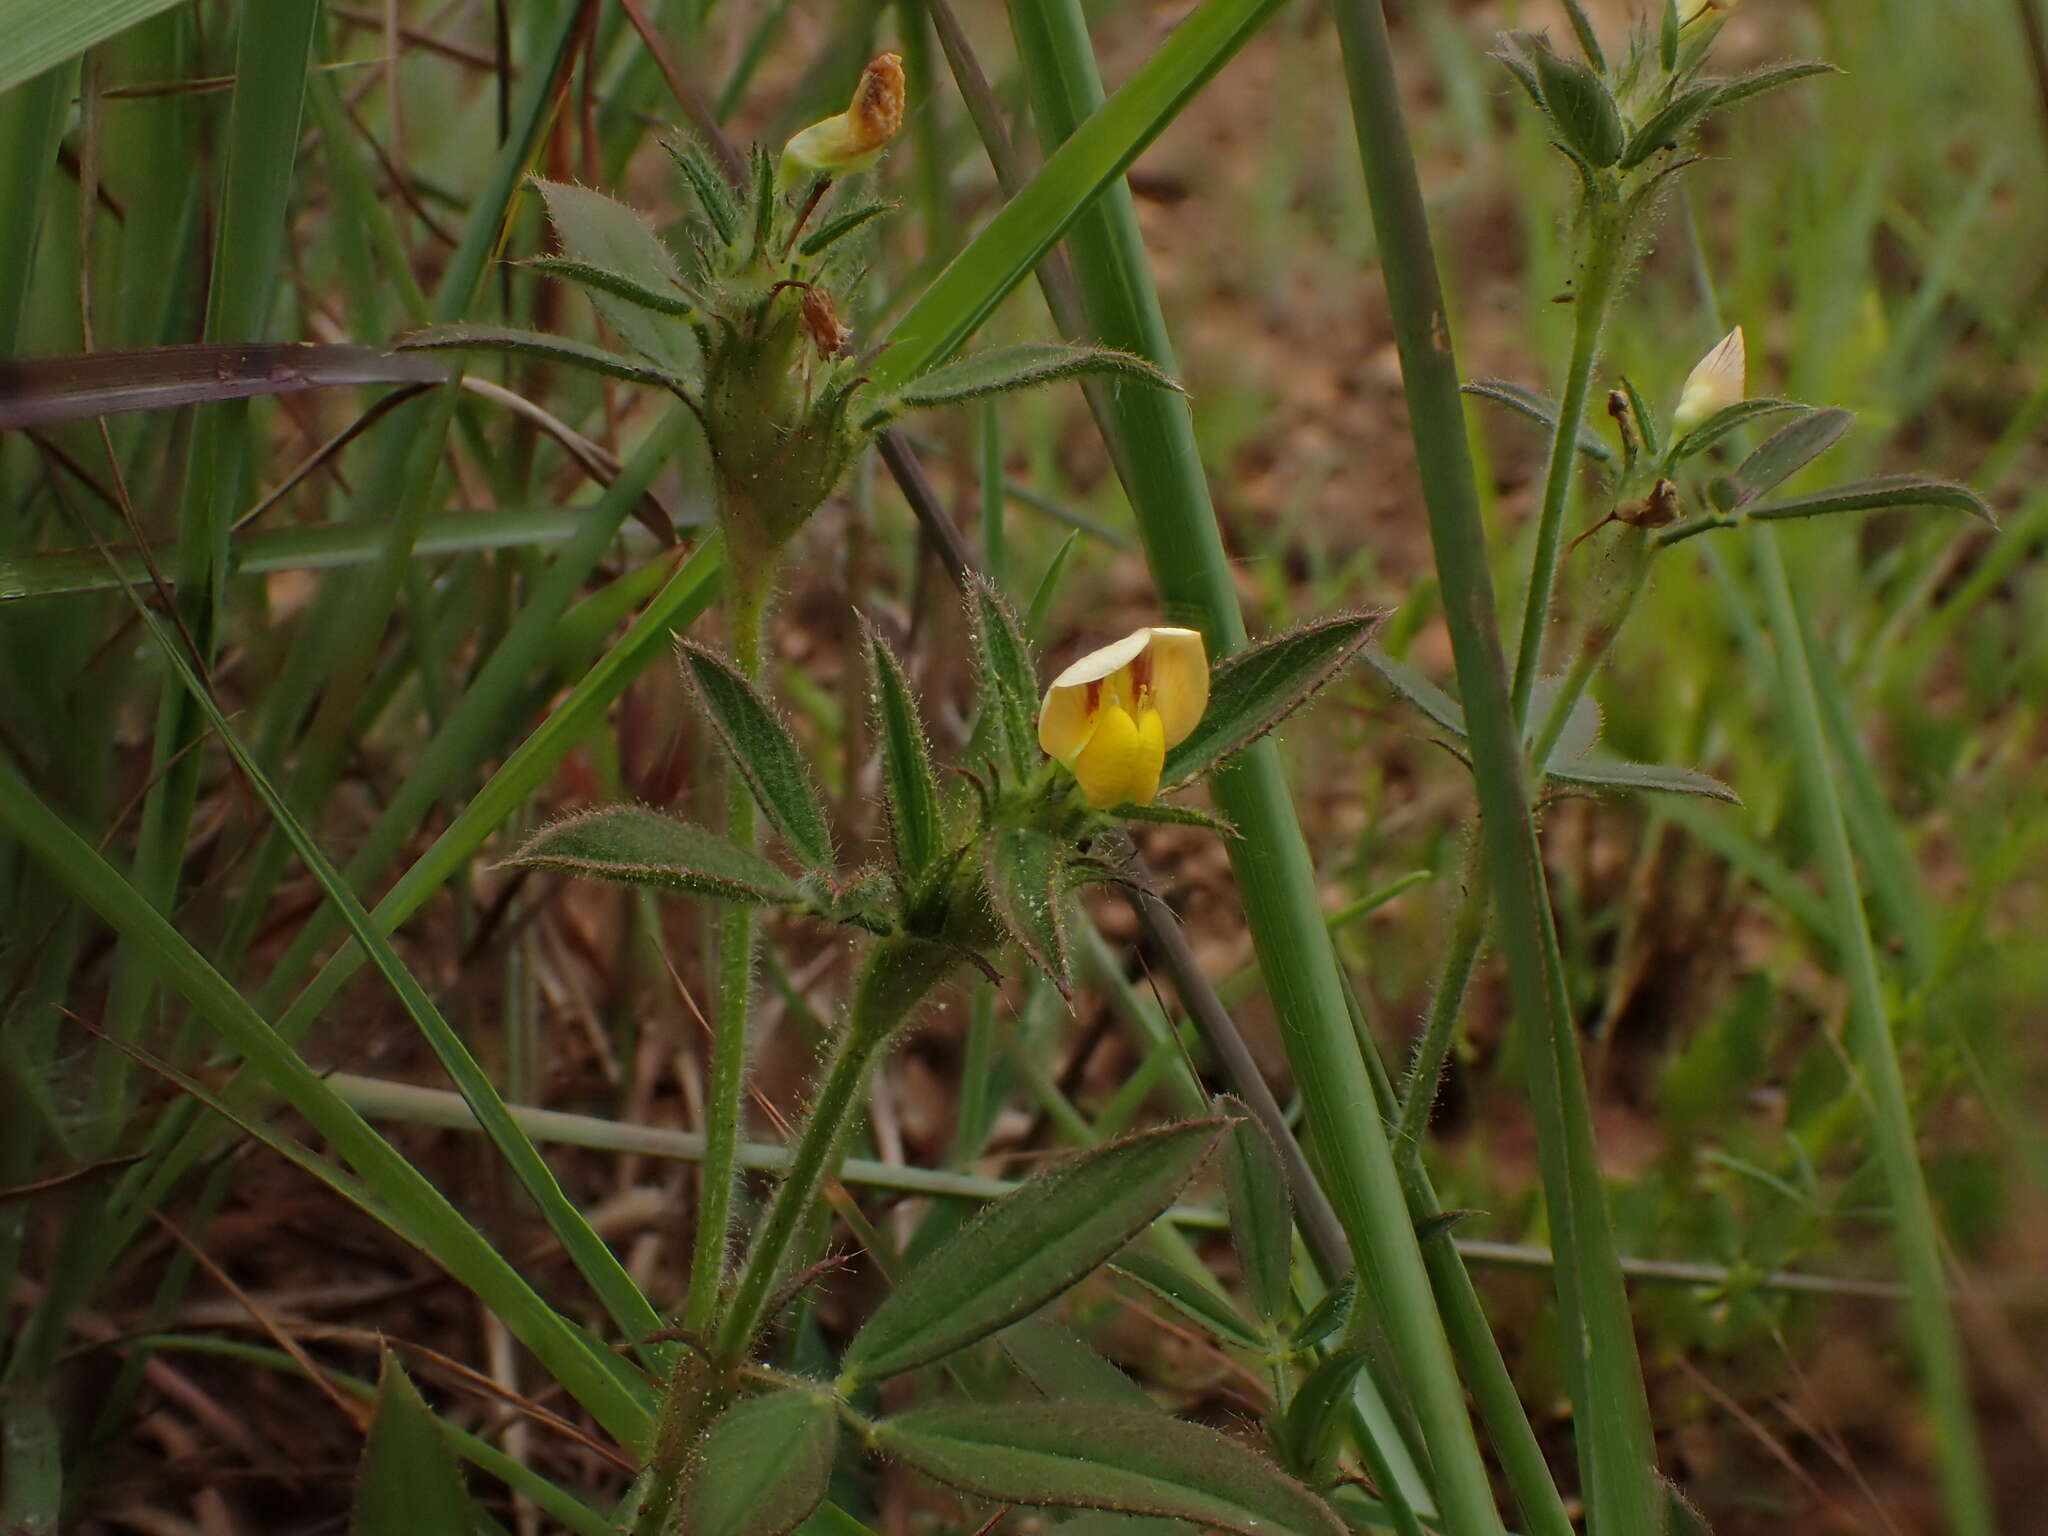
[683,583,766,1337]
[1329,3,1661,1529]
[1393,848,1489,1157]
[1526,539,1651,772]
[1509,224,1621,726]
[713,939,952,1364]
[1749,525,1995,1536]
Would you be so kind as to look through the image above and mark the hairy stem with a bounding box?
[1393,846,1490,1158]
[713,938,954,1364]
[1510,224,1622,726]
[1526,538,1651,772]
[682,581,766,1337]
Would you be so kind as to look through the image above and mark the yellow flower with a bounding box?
[1673,325,1745,433]
[780,53,906,181]
[1038,627,1208,809]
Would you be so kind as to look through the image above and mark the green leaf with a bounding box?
[1110,801,1238,836]
[863,622,944,892]
[966,575,1041,778]
[1618,79,1722,170]
[1709,59,1839,112]
[1662,1475,1716,1536]
[534,178,694,374]
[1217,1096,1292,1328]
[873,1402,1345,1536]
[1546,756,1740,804]
[1360,647,1466,738]
[840,1119,1226,1386]
[983,826,1071,990]
[352,1352,483,1536]
[1668,397,1802,464]
[1461,379,1614,463]
[667,137,741,246]
[1272,1350,1369,1481]
[1620,373,1661,461]
[1745,474,1996,527]
[685,1389,838,1536]
[891,343,1180,415]
[1112,1247,1266,1353]
[679,643,836,872]
[520,256,694,317]
[1733,406,1852,505]
[1559,0,1606,72]
[507,807,803,906]
[1162,612,1384,784]
[799,200,894,258]
[396,323,681,389]
[1525,676,1601,768]
[997,1313,1160,1412]
[1291,1278,1355,1349]
[1530,41,1624,167]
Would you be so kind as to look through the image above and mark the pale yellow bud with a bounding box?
[1038,627,1208,809]
[780,54,905,181]
[1673,325,1745,434]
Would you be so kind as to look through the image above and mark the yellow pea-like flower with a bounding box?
[1038,627,1208,809]
[1673,324,1745,433]
[780,53,906,181]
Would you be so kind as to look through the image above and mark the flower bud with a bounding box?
[780,53,905,181]
[1673,325,1744,433]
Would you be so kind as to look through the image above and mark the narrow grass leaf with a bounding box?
[686,1389,838,1536]
[841,1119,1226,1385]
[134,607,669,1358]
[1162,612,1384,784]
[0,762,653,1448]
[874,1402,1344,1536]
[351,1352,482,1536]
[0,0,189,96]
[680,643,836,871]
[0,343,447,430]
[867,0,1286,395]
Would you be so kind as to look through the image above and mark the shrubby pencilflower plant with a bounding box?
[1039,625,1208,808]
[502,581,1381,1530]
